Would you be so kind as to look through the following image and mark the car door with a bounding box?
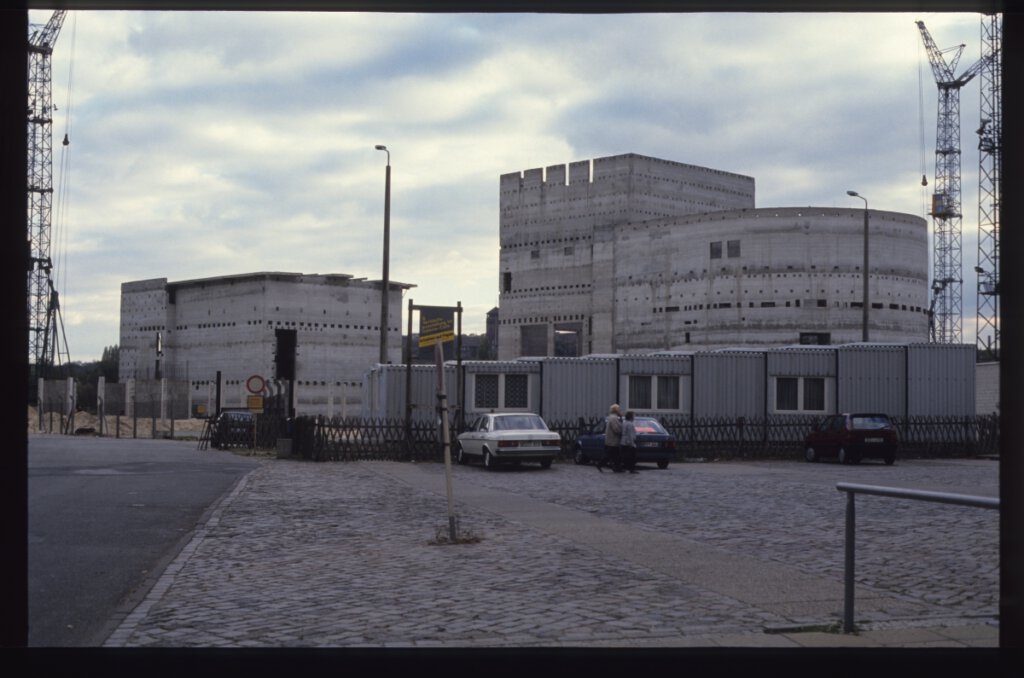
[825,415,847,454]
[808,415,835,452]
[461,416,489,457]
[588,419,608,455]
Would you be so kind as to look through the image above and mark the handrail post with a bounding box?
[843,490,856,633]
[836,482,998,635]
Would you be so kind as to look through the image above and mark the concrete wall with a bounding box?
[119,278,170,381]
[497,154,928,360]
[498,153,756,359]
[975,361,1000,414]
[120,272,408,416]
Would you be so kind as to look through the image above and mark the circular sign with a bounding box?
[246,374,266,394]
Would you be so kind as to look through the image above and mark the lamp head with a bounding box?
[375,145,387,151]
[846,190,859,197]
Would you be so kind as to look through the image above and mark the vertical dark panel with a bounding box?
[4,9,28,648]
[274,329,296,381]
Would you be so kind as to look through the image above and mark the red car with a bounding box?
[803,413,898,465]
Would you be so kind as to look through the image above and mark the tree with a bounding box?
[100,345,119,382]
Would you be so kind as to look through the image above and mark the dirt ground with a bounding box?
[28,406,209,438]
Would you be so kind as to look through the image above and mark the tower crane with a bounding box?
[975,13,1001,360]
[27,10,70,379]
[916,20,988,345]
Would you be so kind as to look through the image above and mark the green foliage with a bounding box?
[100,344,119,382]
[52,345,119,413]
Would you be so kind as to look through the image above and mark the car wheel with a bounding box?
[456,443,466,465]
[483,449,495,470]
[657,460,669,469]
[540,458,552,469]
[838,447,850,465]
[804,446,817,463]
[574,447,587,465]
[884,451,896,466]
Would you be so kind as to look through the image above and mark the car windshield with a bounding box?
[492,414,548,431]
[851,415,892,430]
[634,418,667,434]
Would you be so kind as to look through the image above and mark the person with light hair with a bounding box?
[598,403,623,472]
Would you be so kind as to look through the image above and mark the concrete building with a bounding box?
[119,272,413,416]
[498,153,930,359]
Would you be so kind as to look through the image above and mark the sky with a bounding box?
[30,8,996,362]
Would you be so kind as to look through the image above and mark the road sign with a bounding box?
[247,395,264,413]
[246,374,266,394]
[418,306,456,347]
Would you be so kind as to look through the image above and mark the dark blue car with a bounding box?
[574,416,676,469]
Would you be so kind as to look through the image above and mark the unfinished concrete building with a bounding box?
[119,272,412,415]
[498,153,929,359]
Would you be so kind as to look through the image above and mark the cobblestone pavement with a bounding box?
[104,456,999,648]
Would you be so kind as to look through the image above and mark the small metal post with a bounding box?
[843,490,856,633]
[436,342,457,542]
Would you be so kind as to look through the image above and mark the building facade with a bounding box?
[363,343,978,423]
[498,153,929,359]
[119,272,412,416]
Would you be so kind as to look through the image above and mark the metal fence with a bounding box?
[292,416,444,462]
[289,413,1000,462]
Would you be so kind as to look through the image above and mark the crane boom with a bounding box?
[29,10,66,52]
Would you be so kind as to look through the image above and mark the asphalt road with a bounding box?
[27,434,260,647]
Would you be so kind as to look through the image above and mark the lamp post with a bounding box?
[847,190,869,342]
[375,145,391,364]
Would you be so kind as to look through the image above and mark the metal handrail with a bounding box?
[836,482,999,633]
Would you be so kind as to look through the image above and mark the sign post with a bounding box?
[435,342,457,542]
[409,302,462,541]
[246,375,266,449]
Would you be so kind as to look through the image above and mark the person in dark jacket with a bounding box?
[621,410,638,473]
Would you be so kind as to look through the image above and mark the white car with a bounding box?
[456,413,561,470]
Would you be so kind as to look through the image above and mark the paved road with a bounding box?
[99,454,999,649]
[28,435,260,647]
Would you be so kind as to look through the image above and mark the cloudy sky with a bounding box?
[31,8,993,362]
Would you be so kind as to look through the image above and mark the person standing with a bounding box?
[621,410,638,473]
[599,404,623,472]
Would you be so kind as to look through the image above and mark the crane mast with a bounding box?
[27,10,69,378]
[975,13,1001,360]
[916,20,986,345]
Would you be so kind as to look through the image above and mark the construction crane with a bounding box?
[27,9,70,379]
[916,20,988,345]
[975,13,1001,361]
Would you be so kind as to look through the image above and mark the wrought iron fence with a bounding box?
[291,413,1000,462]
[292,415,444,462]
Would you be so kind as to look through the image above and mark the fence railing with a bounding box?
[30,399,1000,462]
[291,413,999,462]
[548,414,999,461]
[292,415,442,462]
[835,482,999,633]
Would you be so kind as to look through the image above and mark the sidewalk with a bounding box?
[104,457,1000,650]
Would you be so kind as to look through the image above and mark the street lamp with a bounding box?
[847,190,869,342]
[376,145,391,364]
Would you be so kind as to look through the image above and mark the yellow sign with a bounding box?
[418,306,456,347]
[247,395,264,413]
